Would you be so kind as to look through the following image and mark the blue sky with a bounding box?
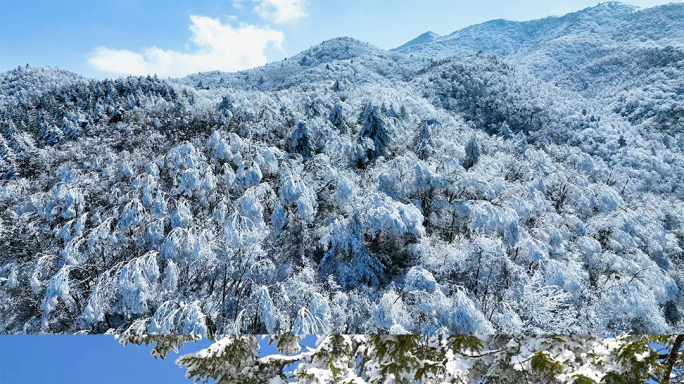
[0,336,666,383]
[0,0,676,79]
[0,335,318,384]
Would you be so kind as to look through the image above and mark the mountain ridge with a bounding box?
[391,31,440,51]
[396,2,684,65]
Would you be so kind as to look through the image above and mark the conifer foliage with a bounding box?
[120,334,684,384]
[358,103,392,161]
[1,7,684,335]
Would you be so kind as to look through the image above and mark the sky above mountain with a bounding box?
[0,0,677,79]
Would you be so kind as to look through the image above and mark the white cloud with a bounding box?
[88,47,150,76]
[88,15,284,78]
[252,0,308,23]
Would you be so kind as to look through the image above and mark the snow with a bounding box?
[392,31,441,51]
[1,2,684,336]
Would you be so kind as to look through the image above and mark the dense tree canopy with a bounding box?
[1,5,683,336]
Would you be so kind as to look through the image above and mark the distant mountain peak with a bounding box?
[395,1,684,67]
[577,1,638,15]
[594,1,638,10]
[392,31,441,51]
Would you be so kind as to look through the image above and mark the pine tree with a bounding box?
[319,211,384,289]
[306,99,320,118]
[463,134,481,170]
[537,134,550,150]
[110,105,126,123]
[499,121,513,139]
[60,117,80,140]
[0,135,16,164]
[387,104,398,118]
[399,105,408,120]
[516,131,528,155]
[121,334,684,384]
[40,123,64,146]
[618,135,627,147]
[0,136,17,179]
[328,104,348,133]
[1,121,33,162]
[290,122,315,160]
[415,119,439,160]
[217,96,232,112]
[359,104,391,161]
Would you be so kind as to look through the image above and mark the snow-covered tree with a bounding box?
[290,122,315,161]
[415,119,439,160]
[2,7,684,335]
[120,334,684,384]
[328,104,348,134]
[463,133,481,170]
[359,104,392,162]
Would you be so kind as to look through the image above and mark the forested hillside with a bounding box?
[399,2,684,133]
[0,3,683,336]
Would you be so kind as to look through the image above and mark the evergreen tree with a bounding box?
[0,136,17,179]
[359,104,391,161]
[40,123,64,146]
[499,121,513,139]
[387,104,398,118]
[516,131,528,155]
[217,96,232,112]
[328,104,348,133]
[306,98,320,118]
[537,134,550,150]
[415,119,439,160]
[60,117,80,140]
[290,122,315,160]
[618,135,627,147]
[463,134,481,170]
[110,105,126,123]
[399,105,408,120]
[318,211,384,289]
[121,334,684,384]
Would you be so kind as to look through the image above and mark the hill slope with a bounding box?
[0,66,87,107]
[392,31,440,51]
[397,2,684,75]
[0,4,683,336]
[396,2,684,133]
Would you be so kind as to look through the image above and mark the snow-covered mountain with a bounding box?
[396,2,684,133]
[392,31,440,51]
[397,2,684,75]
[0,2,683,336]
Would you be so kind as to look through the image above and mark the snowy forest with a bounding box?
[0,2,683,336]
